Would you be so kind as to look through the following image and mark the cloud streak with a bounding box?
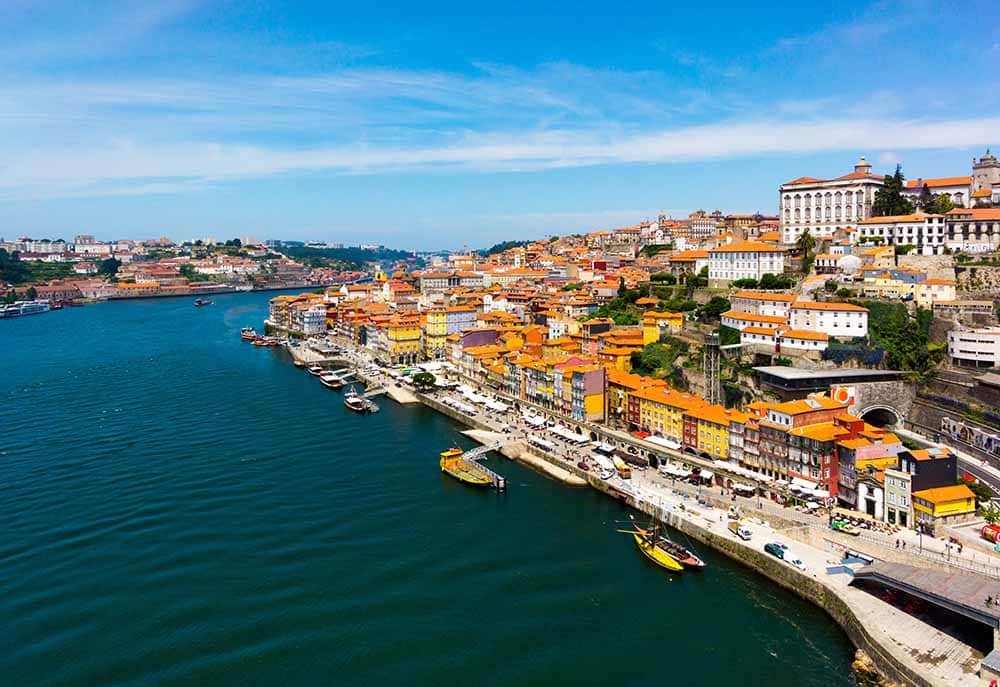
[2,114,998,199]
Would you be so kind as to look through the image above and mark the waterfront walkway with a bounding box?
[320,339,994,684]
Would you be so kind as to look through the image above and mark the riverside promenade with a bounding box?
[314,339,994,686]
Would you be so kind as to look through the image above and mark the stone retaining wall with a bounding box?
[588,478,930,687]
[403,387,925,686]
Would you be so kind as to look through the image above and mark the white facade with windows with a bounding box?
[856,213,947,255]
[708,241,785,286]
[944,208,1000,253]
[778,156,884,245]
[788,302,868,339]
[948,327,1000,368]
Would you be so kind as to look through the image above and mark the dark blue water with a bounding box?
[1,292,856,686]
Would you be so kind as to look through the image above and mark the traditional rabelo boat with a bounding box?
[617,516,706,571]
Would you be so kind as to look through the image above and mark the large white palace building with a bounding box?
[778,156,884,245]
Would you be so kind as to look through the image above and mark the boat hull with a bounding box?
[440,464,493,486]
[632,533,684,571]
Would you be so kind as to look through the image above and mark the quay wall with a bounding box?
[371,380,926,686]
[594,479,929,687]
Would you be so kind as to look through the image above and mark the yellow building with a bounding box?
[642,311,684,345]
[914,278,956,308]
[597,346,635,372]
[423,308,448,359]
[605,368,666,426]
[386,314,422,364]
[631,386,708,443]
[912,484,977,535]
[684,404,732,460]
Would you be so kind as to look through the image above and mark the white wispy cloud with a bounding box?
[2,114,998,199]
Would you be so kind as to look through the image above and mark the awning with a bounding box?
[645,435,681,450]
[528,435,556,451]
[700,470,714,480]
[523,414,546,427]
[733,483,756,493]
[791,477,819,490]
[631,430,650,439]
[549,424,587,443]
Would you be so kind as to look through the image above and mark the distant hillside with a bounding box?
[279,245,415,270]
[480,240,529,256]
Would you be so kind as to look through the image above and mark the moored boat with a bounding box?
[629,516,705,568]
[320,372,344,389]
[343,387,370,412]
[307,364,325,376]
[193,298,213,307]
[630,531,684,571]
[241,327,258,341]
[439,448,493,487]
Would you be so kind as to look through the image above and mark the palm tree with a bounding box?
[795,229,816,272]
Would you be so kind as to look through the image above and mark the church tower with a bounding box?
[972,149,1000,194]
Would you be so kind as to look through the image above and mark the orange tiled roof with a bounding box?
[710,240,786,253]
[912,484,975,504]
[904,176,971,189]
[780,329,829,341]
[790,301,868,312]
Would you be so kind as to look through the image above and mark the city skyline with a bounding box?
[1,0,998,248]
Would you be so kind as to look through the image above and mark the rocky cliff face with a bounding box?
[956,265,1000,296]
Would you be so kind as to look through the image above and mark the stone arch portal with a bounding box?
[858,405,903,429]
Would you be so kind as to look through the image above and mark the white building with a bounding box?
[884,468,913,528]
[856,212,947,255]
[903,176,972,208]
[944,208,1000,253]
[301,306,328,335]
[707,240,786,287]
[948,327,1000,368]
[788,301,869,339]
[729,291,796,318]
[778,156,884,245]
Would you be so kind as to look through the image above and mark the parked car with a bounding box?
[764,542,785,560]
[785,553,806,571]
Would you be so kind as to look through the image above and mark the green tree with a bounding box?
[963,478,994,508]
[929,194,955,215]
[224,238,242,247]
[700,296,731,320]
[25,286,37,300]
[916,183,934,211]
[871,164,915,217]
[412,372,436,390]
[0,248,30,284]
[824,279,839,293]
[97,257,121,279]
[618,275,627,297]
[796,228,816,272]
[480,239,529,256]
[759,273,792,290]
[3,289,16,304]
[731,278,758,288]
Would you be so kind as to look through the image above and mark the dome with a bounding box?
[838,254,862,275]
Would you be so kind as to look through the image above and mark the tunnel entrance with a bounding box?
[860,406,901,429]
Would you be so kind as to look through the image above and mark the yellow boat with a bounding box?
[631,531,684,572]
[439,448,493,487]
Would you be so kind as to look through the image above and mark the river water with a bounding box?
[1,291,857,686]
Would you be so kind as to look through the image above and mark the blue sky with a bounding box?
[1,0,998,249]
